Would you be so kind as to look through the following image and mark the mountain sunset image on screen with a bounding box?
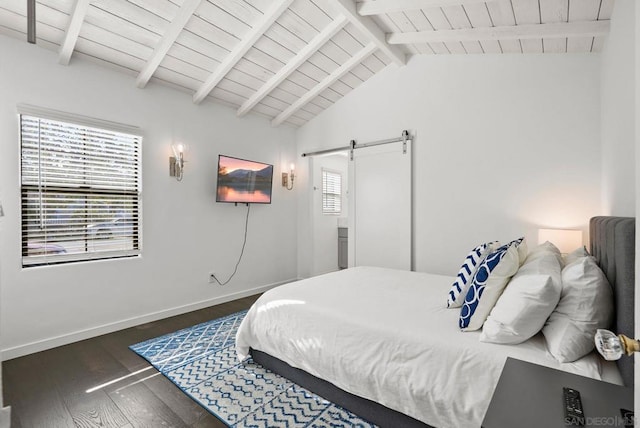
[216,155,273,204]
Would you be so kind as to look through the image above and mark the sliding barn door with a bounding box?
[351,140,412,270]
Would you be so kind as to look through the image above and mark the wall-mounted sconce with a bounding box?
[170,143,185,181]
[595,329,640,360]
[282,163,295,190]
[538,228,583,254]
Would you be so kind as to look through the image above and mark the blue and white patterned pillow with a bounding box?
[509,237,524,246]
[447,242,495,308]
[459,243,520,331]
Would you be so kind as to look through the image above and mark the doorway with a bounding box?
[310,153,349,276]
[307,136,413,275]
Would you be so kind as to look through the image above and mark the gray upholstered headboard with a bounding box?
[589,216,635,387]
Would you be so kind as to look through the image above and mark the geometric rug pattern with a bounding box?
[129,310,377,427]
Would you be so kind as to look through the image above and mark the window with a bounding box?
[322,169,342,214]
[20,109,142,267]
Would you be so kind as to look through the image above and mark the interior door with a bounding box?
[350,140,412,270]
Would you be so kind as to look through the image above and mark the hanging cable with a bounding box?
[211,203,251,286]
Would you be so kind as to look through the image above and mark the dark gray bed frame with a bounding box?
[251,216,635,427]
[590,216,635,388]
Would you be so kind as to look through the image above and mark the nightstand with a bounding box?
[482,357,633,428]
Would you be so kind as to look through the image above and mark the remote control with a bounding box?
[563,387,585,426]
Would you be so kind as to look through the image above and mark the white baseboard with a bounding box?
[312,268,341,277]
[0,406,10,428]
[1,279,296,361]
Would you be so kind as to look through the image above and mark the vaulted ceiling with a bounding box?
[0,0,613,127]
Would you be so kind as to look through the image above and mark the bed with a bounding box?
[235,216,635,428]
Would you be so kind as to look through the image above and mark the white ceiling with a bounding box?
[0,0,614,127]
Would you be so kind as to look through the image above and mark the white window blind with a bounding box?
[322,169,342,214]
[20,114,142,267]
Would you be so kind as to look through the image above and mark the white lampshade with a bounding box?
[172,143,185,158]
[538,228,583,254]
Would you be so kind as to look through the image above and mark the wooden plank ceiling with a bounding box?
[0,0,614,127]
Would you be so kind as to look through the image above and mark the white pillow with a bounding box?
[480,252,562,344]
[525,241,561,263]
[563,246,589,266]
[446,242,497,308]
[459,244,520,331]
[542,256,614,363]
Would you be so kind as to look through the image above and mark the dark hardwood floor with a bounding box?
[3,294,261,428]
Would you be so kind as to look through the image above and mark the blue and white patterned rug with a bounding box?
[129,310,376,427]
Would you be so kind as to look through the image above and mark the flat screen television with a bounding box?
[216,155,274,204]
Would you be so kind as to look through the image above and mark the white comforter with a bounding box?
[236,266,620,428]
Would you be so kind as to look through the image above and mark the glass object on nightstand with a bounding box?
[594,329,624,360]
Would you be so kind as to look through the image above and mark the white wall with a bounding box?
[636,0,640,412]
[0,202,6,420]
[601,0,636,217]
[296,53,602,276]
[0,35,298,359]
[634,0,640,411]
